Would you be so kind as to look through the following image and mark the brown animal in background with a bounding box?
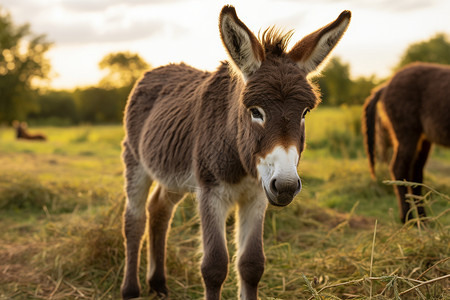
[363,62,450,223]
[12,121,47,141]
[121,5,350,300]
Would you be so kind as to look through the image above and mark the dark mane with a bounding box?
[259,27,294,56]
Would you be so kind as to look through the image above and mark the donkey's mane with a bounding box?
[259,27,294,56]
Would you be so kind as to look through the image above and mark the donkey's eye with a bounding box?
[302,108,310,119]
[250,108,263,119]
[250,107,265,122]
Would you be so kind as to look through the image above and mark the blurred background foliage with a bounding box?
[0,8,52,124]
[1,6,450,126]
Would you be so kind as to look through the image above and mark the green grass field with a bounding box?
[0,106,449,299]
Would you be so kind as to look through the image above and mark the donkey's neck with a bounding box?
[193,63,249,185]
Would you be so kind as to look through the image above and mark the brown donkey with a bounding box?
[363,62,450,223]
[121,6,351,300]
[12,121,47,141]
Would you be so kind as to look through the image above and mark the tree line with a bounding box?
[317,32,450,106]
[25,52,150,125]
[7,52,148,125]
[0,7,149,125]
[1,6,450,125]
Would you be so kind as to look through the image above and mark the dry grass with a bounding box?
[1,180,447,299]
[0,118,449,299]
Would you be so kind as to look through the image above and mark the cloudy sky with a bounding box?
[2,0,450,89]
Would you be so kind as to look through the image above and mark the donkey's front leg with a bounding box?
[199,189,233,300]
[236,194,267,300]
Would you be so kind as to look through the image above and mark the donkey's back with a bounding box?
[383,63,450,146]
[123,63,211,190]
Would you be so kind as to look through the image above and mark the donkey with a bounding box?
[363,62,450,223]
[12,121,47,141]
[121,5,351,300]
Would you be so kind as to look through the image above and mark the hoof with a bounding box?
[121,283,140,300]
[149,278,169,298]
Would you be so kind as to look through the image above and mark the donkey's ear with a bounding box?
[288,10,351,75]
[219,5,265,81]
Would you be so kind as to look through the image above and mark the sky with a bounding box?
[2,0,450,89]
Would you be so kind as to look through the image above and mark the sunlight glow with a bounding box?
[2,0,450,89]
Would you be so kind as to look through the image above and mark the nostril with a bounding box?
[296,179,302,193]
[270,179,278,195]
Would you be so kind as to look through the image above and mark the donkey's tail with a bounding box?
[362,86,385,179]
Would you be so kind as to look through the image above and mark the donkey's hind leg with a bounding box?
[411,139,432,219]
[147,184,185,296]
[390,136,420,223]
[121,144,153,300]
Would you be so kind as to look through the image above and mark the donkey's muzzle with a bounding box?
[256,145,302,206]
[264,178,301,206]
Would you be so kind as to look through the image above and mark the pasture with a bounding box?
[0,106,449,299]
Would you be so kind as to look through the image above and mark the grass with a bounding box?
[0,106,449,299]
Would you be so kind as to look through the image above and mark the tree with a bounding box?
[28,91,78,125]
[316,57,379,106]
[396,33,450,70]
[0,7,52,123]
[348,75,378,105]
[73,87,127,123]
[317,57,352,105]
[98,51,150,89]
